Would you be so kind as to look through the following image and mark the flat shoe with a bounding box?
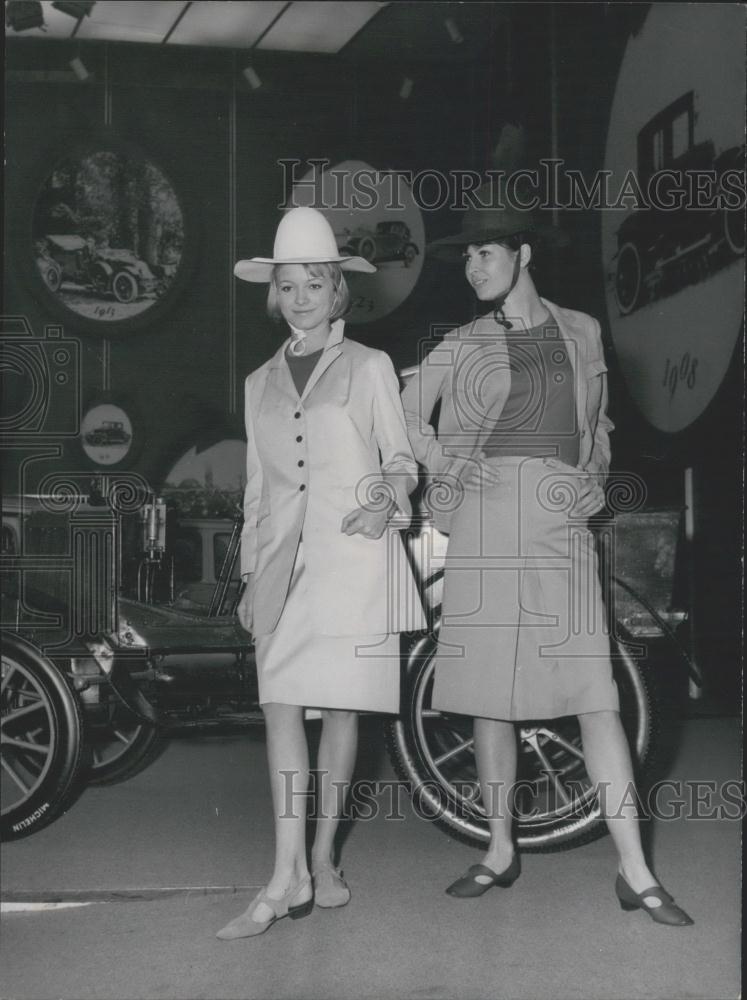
[216,875,313,940]
[445,855,521,898]
[313,865,351,908]
[615,874,694,926]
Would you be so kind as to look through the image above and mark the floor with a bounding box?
[0,714,742,1000]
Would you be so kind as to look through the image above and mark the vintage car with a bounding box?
[84,421,132,447]
[1,487,695,848]
[36,234,160,304]
[611,91,745,316]
[338,221,419,266]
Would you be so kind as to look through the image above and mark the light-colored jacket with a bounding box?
[241,319,426,636]
[400,297,614,531]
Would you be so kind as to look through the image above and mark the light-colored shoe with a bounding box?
[313,864,351,908]
[216,875,313,940]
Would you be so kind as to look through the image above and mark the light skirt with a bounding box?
[254,542,400,713]
[433,456,620,722]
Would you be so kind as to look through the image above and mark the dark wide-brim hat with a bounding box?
[427,179,568,261]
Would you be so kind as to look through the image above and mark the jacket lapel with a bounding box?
[299,319,346,403]
[261,341,298,407]
[542,298,587,436]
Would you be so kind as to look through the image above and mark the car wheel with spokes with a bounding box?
[386,622,659,852]
[86,706,166,786]
[111,270,138,303]
[723,205,745,256]
[1,639,85,841]
[615,242,643,316]
[41,261,61,292]
[358,237,376,262]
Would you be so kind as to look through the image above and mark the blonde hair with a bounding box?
[267,262,350,323]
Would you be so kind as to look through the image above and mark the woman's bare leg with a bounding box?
[252,702,312,920]
[311,708,358,869]
[579,710,660,900]
[473,716,518,878]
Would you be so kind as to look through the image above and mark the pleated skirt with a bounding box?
[254,541,400,713]
[432,456,620,721]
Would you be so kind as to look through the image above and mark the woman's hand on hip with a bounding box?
[341,506,389,540]
[462,458,503,491]
[236,579,253,632]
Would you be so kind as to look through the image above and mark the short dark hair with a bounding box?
[494,231,537,253]
[267,262,351,322]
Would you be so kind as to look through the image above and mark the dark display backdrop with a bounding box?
[4,8,743,704]
[5,39,501,492]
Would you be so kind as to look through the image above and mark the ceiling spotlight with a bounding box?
[444,17,464,44]
[52,1,96,17]
[5,1,45,32]
[242,66,263,91]
[69,56,90,81]
[399,77,414,100]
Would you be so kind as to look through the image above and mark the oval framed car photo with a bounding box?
[12,130,198,337]
[79,395,142,468]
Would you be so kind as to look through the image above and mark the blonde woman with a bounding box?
[217,207,424,939]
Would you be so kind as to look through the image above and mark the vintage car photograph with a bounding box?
[31,146,184,323]
[338,220,420,266]
[36,235,163,305]
[611,91,745,316]
[83,420,132,448]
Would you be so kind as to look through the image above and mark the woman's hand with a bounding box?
[461,459,503,491]
[236,578,253,632]
[341,505,391,539]
[571,475,606,518]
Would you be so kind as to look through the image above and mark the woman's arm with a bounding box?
[568,317,613,518]
[371,351,418,523]
[583,317,614,481]
[239,376,263,577]
[399,342,453,476]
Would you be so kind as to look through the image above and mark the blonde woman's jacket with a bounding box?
[400,298,614,532]
[240,320,426,637]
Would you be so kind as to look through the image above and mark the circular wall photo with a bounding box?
[81,403,134,466]
[601,4,744,434]
[32,145,186,330]
[292,160,425,324]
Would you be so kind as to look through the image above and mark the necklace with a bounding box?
[288,331,307,356]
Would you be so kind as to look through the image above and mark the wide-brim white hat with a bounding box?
[234,206,377,283]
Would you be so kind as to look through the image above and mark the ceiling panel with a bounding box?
[22,2,73,36]
[71,1,185,42]
[256,1,387,54]
[7,1,500,61]
[167,1,287,48]
[340,2,503,61]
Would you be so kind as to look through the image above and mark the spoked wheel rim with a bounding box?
[723,206,745,256]
[43,264,61,292]
[112,271,138,303]
[85,679,164,786]
[358,237,376,262]
[615,242,642,315]
[392,629,652,851]
[1,656,58,816]
[90,718,147,772]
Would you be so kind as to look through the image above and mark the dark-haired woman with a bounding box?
[401,188,693,926]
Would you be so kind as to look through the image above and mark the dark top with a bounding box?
[481,321,580,466]
[285,347,324,396]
